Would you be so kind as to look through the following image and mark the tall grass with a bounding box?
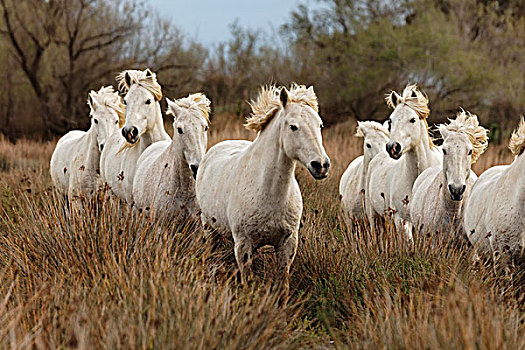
[0,116,523,349]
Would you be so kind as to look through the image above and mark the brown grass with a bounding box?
[0,115,523,349]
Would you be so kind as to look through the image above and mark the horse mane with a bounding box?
[166,93,211,123]
[385,84,430,119]
[245,84,319,132]
[88,86,126,127]
[287,83,319,112]
[116,69,162,102]
[355,121,390,138]
[509,117,525,156]
[439,109,489,164]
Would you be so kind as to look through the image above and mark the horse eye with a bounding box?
[410,118,416,123]
[468,149,472,155]
[145,99,151,105]
[177,127,183,134]
[94,119,98,124]
[366,143,372,149]
[290,125,298,131]
[204,126,208,132]
[443,149,447,155]
[115,120,119,124]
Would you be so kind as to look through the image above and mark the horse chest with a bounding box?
[227,184,302,243]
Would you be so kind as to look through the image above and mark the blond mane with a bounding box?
[88,86,126,127]
[116,69,162,102]
[245,84,319,132]
[439,109,489,164]
[355,121,390,138]
[509,117,525,157]
[167,93,211,123]
[287,83,319,112]
[385,84,430,119]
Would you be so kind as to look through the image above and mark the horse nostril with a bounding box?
[100,144,104,151]
[460,185,466,194]
[310,161,322,170]
[322,161,330,170]
[190,164,199,178]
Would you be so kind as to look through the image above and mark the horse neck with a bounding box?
[141,102,169,150]
[84,126,101,169]
[505,152,525,189]
[246,114,296,194]
[402,122,435,178]
[165,135,194,189]
[360,151,372,190]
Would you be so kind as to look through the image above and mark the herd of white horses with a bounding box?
[49,68,524,289]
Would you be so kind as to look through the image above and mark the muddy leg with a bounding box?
[274,232,298,303]
[234,235,253,285]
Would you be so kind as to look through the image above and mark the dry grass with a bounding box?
[0,115,523,349]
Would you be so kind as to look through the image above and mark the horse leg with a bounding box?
[394,213,414,243]
[233,235,253,285]
[274,231,298,302]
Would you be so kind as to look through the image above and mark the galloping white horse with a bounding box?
[100,69,170,203]
[367,84,442,239]
[410,110,488,236]
[133,93,210,220]
[339,121,389,221]
[50,86,124,197]
[464,118,525,257]
[195,84,330,291]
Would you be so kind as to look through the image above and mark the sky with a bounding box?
[147,0,308,46]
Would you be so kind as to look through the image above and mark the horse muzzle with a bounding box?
[308,159,330,180]
[448,184,466,201]
[386,141,402,160]
[122,126,139,144]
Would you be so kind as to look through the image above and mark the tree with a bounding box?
[0,0,205,138]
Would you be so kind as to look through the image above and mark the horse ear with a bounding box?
[88,93,95,111]
[280,88,288,108]
[355,122,366,138]
[125,72,132,89]
[438,124,449,139]
[145,69,152,78]
[391,91,400,106]
[166,98,182,118]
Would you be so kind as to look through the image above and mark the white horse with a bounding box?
[367,84,442,239]
[50,86,124,198]
[339,121,389,221]
[195,84,330,291]
[464,118,525,257]
[132,93,210,220]
[100,69,170,203]
[410,110,488,236]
